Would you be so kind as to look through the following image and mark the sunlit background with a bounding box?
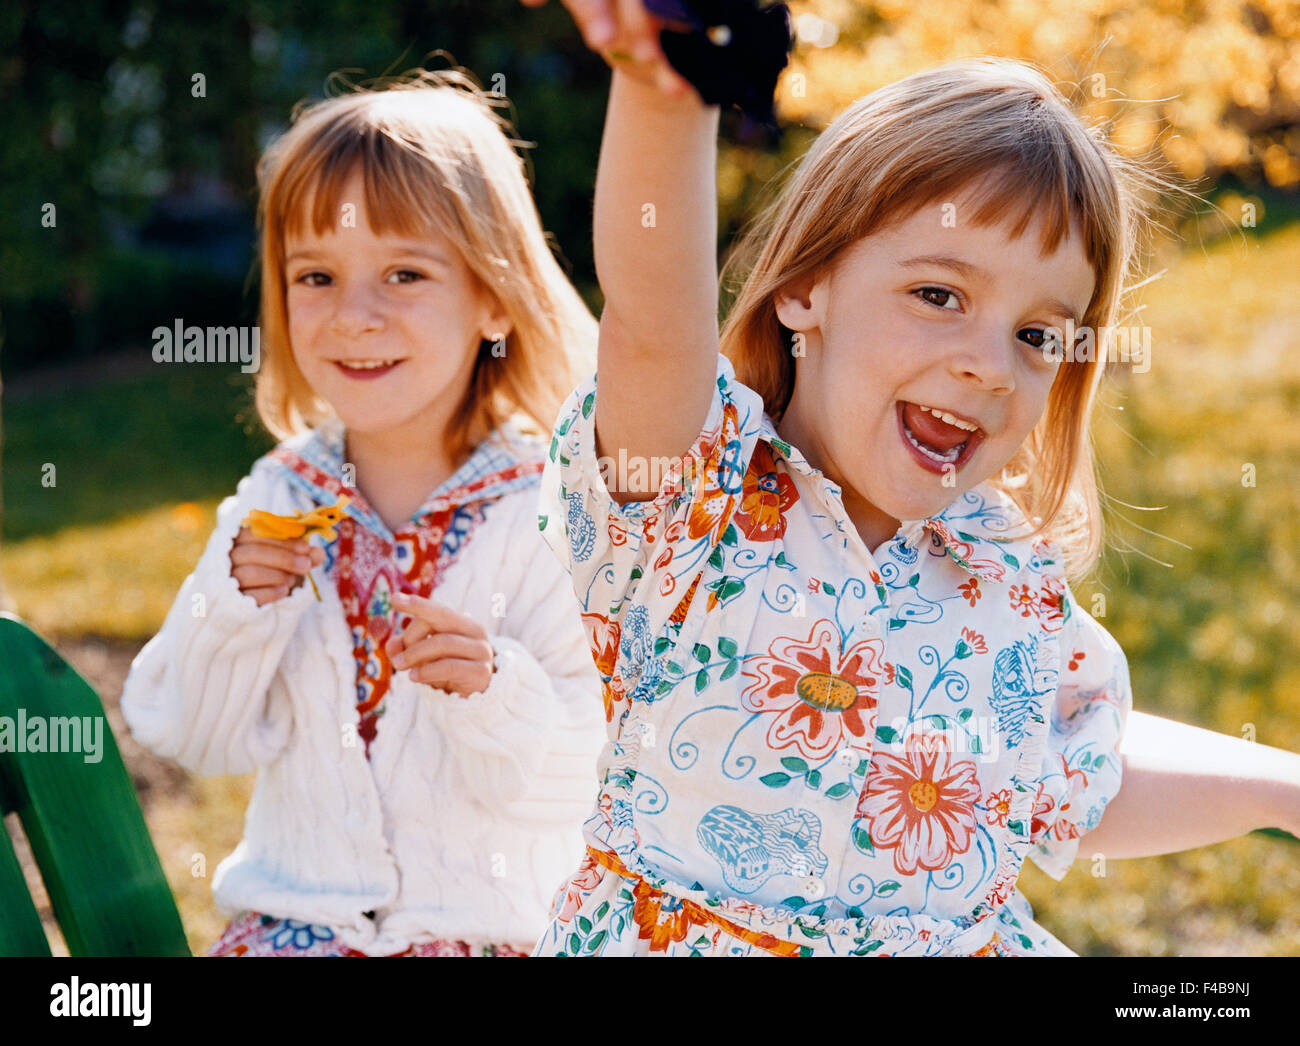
[2,0,1298,955]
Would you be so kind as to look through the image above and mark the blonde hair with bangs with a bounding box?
[254,67,596,462]
[721,58,1167,579]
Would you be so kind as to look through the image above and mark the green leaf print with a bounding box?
[654,637,671,656]
[717,636,739,658]
[875,726,897,743]
[594,901,610,921]
[823,582,836,595]
[586,931,607,953]
[888,619,906,631]
[722,523,738,547]
[851,822,875,855]
[718,578,746,602]
[549,437,560,460]
[577,916,592,934]
[806,770,822,789]
[1003,553,1020,569]
[720,659,739,680]
[957,707,973,722]
[568,932,581,953]
[896,666,913,690]
[537,514,547,531]
[780,756,809,773]
[825,782,853,799]
[695,669,709,693]
[908,573,920,587]
[581,391,595,418]
[926,714,947,728]
[708,546,724,570]
[876,881,901,896]
[781,896,806,909]
[693,643,711,662]
[760,772,792,788]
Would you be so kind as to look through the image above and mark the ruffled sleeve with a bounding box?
[537,353,766,718]
[1027,593,1133,879]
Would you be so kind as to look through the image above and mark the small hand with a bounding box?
[230,530,325,606]
[518,0,693,95]
[385,592,496,699]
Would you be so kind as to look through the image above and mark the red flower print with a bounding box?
[1067,649,1086,672]
[958,577,981,606]
[856,732,981,875]
[1049,756,1090,842]
[670,574,701,626]
[983,868,1018,908]
[883,662,896,685]
[556,850,605,924]
[741,619,885,761]
[685,406,741,546]
[1009,584,1037,618]
[986,788,1012,827]
[1038,574,1065,633]
[582,611,623,722]
[733,443,799,542]
[608,519,628,547]
[632,879,700,952]
[1028,781,1057,840]
[959,627,987,655]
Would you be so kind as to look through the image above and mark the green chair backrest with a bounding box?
[0,614,189,956]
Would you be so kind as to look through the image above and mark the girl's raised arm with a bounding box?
[592,67,722,502]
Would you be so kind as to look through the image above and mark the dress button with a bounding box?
[802,876,825,900]
[836,747,857,770]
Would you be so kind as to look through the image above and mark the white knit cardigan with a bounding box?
[120,438,606,954]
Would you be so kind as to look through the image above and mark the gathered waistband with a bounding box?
[586,847,1006,957]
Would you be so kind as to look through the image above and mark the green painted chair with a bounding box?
[0,613,189,956]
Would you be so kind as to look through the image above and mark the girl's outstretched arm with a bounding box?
[1081,710,1300,859]
[592,68,721,502]
[527,0,724,500]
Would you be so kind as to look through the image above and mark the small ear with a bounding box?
[772,270,820,333]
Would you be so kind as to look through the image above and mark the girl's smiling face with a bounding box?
[283,167,509,440]
[774,183,1096,550]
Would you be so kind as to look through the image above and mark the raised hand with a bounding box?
[518,0,693,94]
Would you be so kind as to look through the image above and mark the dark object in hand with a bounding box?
[643,0,793,126]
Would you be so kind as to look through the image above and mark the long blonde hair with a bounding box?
[253,66,596,461]
[721,58,1168,578]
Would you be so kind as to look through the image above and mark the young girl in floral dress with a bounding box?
[523,0,1300,955]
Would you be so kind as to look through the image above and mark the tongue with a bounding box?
[902,402,969,452]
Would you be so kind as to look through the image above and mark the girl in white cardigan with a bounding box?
[121,69,604,956]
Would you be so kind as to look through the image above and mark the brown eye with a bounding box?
[1018,328,1046,348]
[917,287,959,310]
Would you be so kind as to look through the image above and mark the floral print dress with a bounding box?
[534,354,1132,956]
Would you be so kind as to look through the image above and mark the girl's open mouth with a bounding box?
[334,358,403,380]
[896,401,984,474]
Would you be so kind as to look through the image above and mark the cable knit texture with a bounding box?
[121,437,607,954]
